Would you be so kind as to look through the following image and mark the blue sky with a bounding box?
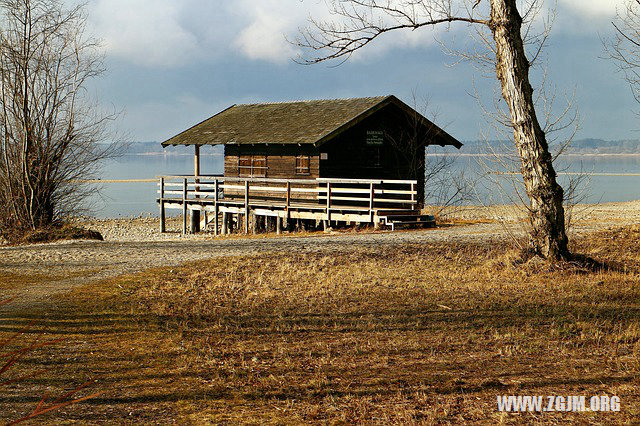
[79,0,637,142]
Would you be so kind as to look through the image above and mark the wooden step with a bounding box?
[385,214,435,222]
[375,209,421,217]
[391,220,436,229]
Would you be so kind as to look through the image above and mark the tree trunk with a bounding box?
[489,0,569,260]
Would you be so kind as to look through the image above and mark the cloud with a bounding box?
[87,0,202,67]
[232,0,444,64]
[234,3,298,63]
[86,0,239,67]
[561,0,620,18]
[80,0,628,68]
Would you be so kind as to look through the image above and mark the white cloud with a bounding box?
[80,0,628,68]
[87,0,203,67]
[232,0,443,64]
[234,3,297,63]
[560,0,621,18]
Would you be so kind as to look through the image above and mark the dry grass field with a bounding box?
[1,226,639,424]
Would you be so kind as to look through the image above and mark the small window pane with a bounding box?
[296,155,310,175]
[253,155,267,177]
[238,156,252,177]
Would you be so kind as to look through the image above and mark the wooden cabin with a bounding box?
[162,95,461,204]
[160,96,462,234]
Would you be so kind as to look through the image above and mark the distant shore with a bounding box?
[126,151,640,157]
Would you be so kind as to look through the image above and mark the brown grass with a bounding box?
[2,224,103,245]
[1,227,639,423]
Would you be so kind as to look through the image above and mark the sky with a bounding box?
[74,0,638,143]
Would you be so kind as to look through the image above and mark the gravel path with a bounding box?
[1,200,639,312]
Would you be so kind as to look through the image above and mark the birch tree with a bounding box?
[0,0,117,235]
[298,0,569,260]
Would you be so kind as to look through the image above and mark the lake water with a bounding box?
[85,153,640,218]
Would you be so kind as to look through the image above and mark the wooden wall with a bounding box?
[220,102,452,206]
[318,103,427,204]
[224,145,320,179]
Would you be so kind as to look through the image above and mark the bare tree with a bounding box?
[610,1,640,104]
[0,0,118,236]
[385,92,474,215]
[297,0,569,260]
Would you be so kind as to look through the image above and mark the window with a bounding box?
[252,155,267,177]
[238,155,267,177]
[296,155,310,175]
[238,156,252,177]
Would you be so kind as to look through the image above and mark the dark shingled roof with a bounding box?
[162,95,462,149]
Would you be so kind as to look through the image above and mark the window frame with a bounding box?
[238,154,268,178]
[295,154,311,175]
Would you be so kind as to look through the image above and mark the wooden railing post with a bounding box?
[244,180,250,234]
[286,181,291,220]
[182,178,188,234]
[159,177,166,233]
[214,178,219,236]
[369,182,375,223]
[410,182,416,209]
[326,182,332,223]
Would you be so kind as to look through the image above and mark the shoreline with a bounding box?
[123,152,640,157]
[426,152,640,157]
[65,199,640,243]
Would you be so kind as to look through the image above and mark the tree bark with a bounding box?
[489,0,569,260]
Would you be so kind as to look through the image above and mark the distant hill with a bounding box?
[124,141,222,154]
[124,139,640,155]
[445,139,640,155]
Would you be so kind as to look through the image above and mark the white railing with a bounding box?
[157,175,418,233]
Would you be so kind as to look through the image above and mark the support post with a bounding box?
[369,182,375,224]
[182,178,188,234]
[159,178,166,233]
[276,216,282,234]
[251,214,259,234]
[191,145,201,233]
[221,211,228,235]
[285,181,291,220]
[214,179,219,236]
[244,180,250,234]
[410,182,417,210]
[326,181,332,223]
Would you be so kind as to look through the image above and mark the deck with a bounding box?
[157,175,433,234]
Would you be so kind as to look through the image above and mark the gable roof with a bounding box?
[162,95,462,149]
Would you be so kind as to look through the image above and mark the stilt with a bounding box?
[221,212,228,235]
[228,213,235,234]
[276,216,282,234]
[192,144,201,233]
[160,200,165,233]
[182,178,188,234]
[159,177,166,233]
[244,181,250,234]
[214,180,219,236]
[251,214,259,234]
[190,209,200,233]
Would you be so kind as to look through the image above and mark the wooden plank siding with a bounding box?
[224,145,320,201]
[224,145,320,179]
[318,103,427,205]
